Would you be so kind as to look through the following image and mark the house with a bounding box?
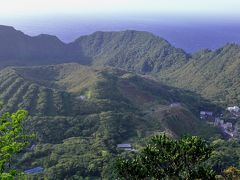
[200,111,213,119]
[227,106,240,113]
[117,144,131,149]
[117,144,138,152]
[214,118,224,126]
[170,103,181,107]
[24,167,44,174]
[200,111,213,116]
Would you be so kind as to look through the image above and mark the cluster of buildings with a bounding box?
[214,118,237,137]
[200,111,213,120]
[226,106,240,118]
[200,106,239,138]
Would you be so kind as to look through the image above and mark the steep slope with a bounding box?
[1,63,217,128]
[158,44,240,105]
[72,30,189,73]
[0,63,220,179]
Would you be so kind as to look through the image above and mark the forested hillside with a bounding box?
[158,44,240,106]
[72,30,189,72]
[73,30,240,106]
[0,26,188,72]
[0,63,220,179]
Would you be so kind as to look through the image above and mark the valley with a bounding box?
[0,63,221,179]
[0,25,239,179]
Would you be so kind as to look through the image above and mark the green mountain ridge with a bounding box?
[1,25,239,105]
[0,25,189,72]
[158,43,240,105]
[72,31,240,105]
[72,30,189,73]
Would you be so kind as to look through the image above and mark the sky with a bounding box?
[0,0,240,19]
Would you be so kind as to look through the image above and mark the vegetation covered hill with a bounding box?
[71,30,240,105]
[71,30,240,106]
[1,25,240,105]
[0,26,188,72]
[71,30,189,72]
[158,44,240,106]
[72,30,240,106]
[0,63,220,179]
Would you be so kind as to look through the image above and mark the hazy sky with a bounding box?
[0,0,239,19]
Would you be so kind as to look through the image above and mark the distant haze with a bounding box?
[0,0,240,52]
[0,0,240,18]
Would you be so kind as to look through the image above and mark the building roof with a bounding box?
[76,95,86,100]
[170,103,181,107]
[24,167,44,174]
[200,111,213,115]
[117,144,131,148]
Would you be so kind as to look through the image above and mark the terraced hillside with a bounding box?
[0,63,218,116]
[0,63,220,179]
[0,68,73,116]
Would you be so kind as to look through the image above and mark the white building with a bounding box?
[227,106,240,113]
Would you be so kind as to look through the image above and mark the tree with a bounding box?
[222,166,240,180]
[115,134,216,179]
[0,110,31,179]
